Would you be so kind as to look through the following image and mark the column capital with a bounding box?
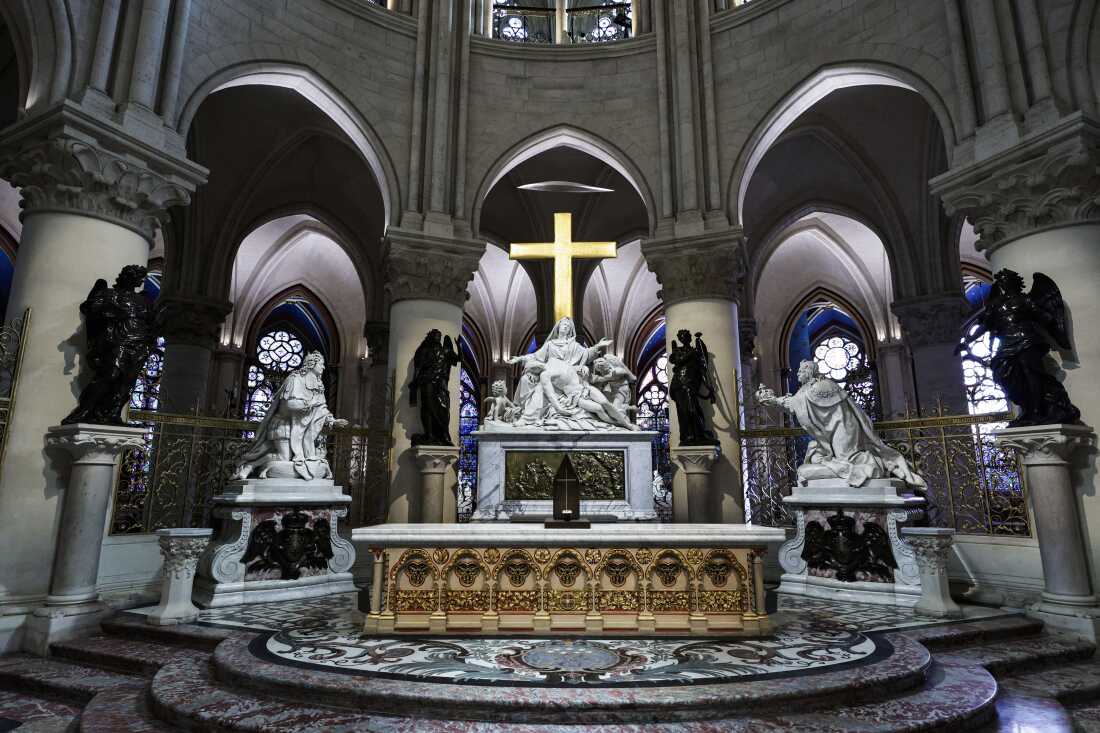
[45,424,147,465]
[412,445,459,475]
[383,229,482,307]
[159,295,232,349]
[641,230,745,307]
[891,292,971,349]
[670,445,720,474]
[0,102,207,240]
[994,424,1096,466]
[364,320,390,365]
[156,528,212,580]
[901,528,955,573]
[932,114,1100,256]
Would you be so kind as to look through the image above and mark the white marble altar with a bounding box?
[472,428,658,520]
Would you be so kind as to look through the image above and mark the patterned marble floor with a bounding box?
[191,592,1008,688]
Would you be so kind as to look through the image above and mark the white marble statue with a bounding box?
[590,355,636,415]
[482,379,516,424]
[235,352,349,480]
[756,360,926,491]
[494,316,638,431]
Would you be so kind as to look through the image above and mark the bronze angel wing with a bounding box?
[694,333,717,403]
[1029,272,1072,350]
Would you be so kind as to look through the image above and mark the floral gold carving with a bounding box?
[432,548,450,565]
[584,548,602,565]
[533,548,551,564]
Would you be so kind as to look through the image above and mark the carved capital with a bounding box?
[413,445,459,474]
[156,529,213,580]
[994,424,1095,466]
[364,321,390,364]
[642,232,745,307]
[46,424,147,465]
[932,116,1100,255]
[891,293,971,349]
[159,296,232,349]
[670,446,720,474]
[901,528,955,574]
[384,229,482,307]
[0,105,205,240]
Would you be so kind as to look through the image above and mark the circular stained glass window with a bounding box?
[813,335,864,382]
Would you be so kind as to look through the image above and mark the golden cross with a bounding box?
[509,212,617,321]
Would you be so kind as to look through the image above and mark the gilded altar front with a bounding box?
[358,533,777,635]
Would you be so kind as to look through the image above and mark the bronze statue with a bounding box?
[803,510,896,583]
[961,269,1081,427]
[409,329,461,445]
[668,329,719,445]
[63,265,160,426]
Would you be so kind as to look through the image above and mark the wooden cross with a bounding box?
[509,212,617,321]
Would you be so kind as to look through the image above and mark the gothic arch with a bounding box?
[470,125,657,237]
[175,62,401,228]
[728,63,959,228]
[0,0,71,112]
[243,283,343,367]
[777,286,878,372]
[1069,0,1100,113]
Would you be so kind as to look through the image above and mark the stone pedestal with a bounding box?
[147,528,212,625]
[193,479,356,607]
[902,527,963,619]
[413,445,459,523]
[671,446,720,522]
[777,479,925,607]
[472,429,658,521]
[996,424,1100,640]
[25,424,147,655]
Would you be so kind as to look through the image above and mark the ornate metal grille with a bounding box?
[567,2,632,43]
[457,368,480,522]
[740,406,1029,537]
[0,309,29,468]
[492,2,554,43]
[636,353,672,522]
[109,410,375,535]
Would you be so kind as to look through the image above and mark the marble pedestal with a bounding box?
[902,528,963,619]
[147,528,212,625]
[996,424,1100,640]
[193,479,357,608]
[777,479,925,608]
[472,429,658,521]
[413,445,459,523]
[26,424,147,655]
[671,446,720,522]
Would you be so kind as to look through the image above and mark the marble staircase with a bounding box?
[0,612,1095,731]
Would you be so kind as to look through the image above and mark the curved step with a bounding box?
[0,655,140,705]
[79,687,175,733]
[998,657,1100,706]
[934,633,1095,676]
[0,689,81,730]
[102,613,234,652]
[51,635,204,678]
[198,632,931,724]
[901,614,1042,651]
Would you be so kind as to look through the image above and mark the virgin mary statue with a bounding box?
[506,317,636,431]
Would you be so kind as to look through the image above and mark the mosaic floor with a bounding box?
[193,593,1008,688]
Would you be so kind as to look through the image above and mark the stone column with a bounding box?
[934,117,1100,591]
[157,295,231,414]
[875,341,915,418]
[995,424,1099,639]
[891,293,971,415]
[902,527,963,619]
[25,424,148,654]
[384,230,481,523]
[671,446,719,523]
[644,231,745,523]
[738,318,757,409]
[0,113,202,621]
[210,345,246,418]
[414,446,459,523]
[362,321,392,524]
[146,528,212,626]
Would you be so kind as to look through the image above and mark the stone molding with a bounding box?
[383,229,482,306]
[45,424,148,465]
[158,296,233,349]
[670,446,720,475]
[413,445,460,475]
[0,103,206,240]
[901,528,954,573]
[994,424,1096,466]
[641,232,746,307]
[156,529,213,581]
[891,293,971,349]
[932,115,1100,255]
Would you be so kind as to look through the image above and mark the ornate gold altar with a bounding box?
[355,525,785,635]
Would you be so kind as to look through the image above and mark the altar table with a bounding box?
[352,524,785,635]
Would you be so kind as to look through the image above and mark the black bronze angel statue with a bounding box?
[409,329,461,446]
[959,269,1081,428]
[668,329,719,445]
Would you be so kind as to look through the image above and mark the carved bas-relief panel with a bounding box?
[364,544,767,636]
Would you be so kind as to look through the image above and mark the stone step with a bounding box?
[934,633,1095,676]
[997,657,1100,707]
[0,655,140,706]
[901,614,1044,650]
[101,613,233,652]
[79,687,176,733]
[50,635,204,679]
[0,689,81,732]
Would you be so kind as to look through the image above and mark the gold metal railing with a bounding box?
[109,410,387,535]
[739,409,1030,536]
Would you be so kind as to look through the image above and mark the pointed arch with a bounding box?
[777,286,878,372]
[176,63,400,228]
[470,124,657,237]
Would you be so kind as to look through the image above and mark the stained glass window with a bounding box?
[493,1,553,43]
[244,329,305,421]
[457,367,480,521]
[129,337,166,412]
[636,353,672,522]
[960,325,1008,415]
[570,1,632,43]
[811,331,879,418]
